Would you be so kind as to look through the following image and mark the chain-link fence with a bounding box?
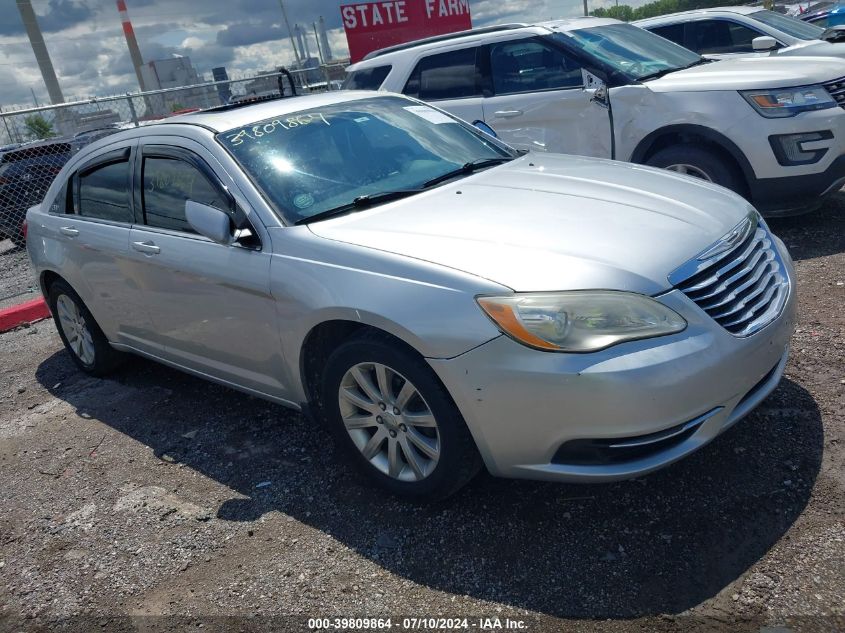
[0,64,347,307]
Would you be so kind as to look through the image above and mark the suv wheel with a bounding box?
[48,280,124,376]
[320,334,482,500]
[646,145,743,194]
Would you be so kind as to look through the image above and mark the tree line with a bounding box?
[590,0,766,21]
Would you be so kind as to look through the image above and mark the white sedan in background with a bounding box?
[636,6,845,59]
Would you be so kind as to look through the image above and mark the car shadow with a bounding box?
[767,190,845,262]
[36,350,823,619]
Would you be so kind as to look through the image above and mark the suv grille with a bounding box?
[669,216,789,337]
[823,76,845,108]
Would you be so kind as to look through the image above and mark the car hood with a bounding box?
[307,154,753,295]
[779,39,845,60]
[646,56,845,91]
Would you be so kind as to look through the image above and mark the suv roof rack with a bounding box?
[362,23,529,60]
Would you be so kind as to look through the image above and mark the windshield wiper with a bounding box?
[638,58,712,82]
[422,156,514,188]
[295,189,424,225]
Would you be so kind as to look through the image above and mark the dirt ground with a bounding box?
[0,197,843,633]
[0,239,37,310]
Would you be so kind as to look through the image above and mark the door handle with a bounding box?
[59,226,79,237]
[493,110,523,118]
[132,240,161,255]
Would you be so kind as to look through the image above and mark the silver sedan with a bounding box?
[26,92,796,499]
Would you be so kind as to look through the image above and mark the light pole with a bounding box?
[583,0,589,16]
[278,0,302,66]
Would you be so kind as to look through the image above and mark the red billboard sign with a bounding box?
[341,0,472,63]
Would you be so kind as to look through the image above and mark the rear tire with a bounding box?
[47,279,124,376]
[320,333,482,500]
[646,144,744,195]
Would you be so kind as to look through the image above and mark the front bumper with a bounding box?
[427,241,797,483]
[749,154,845,216]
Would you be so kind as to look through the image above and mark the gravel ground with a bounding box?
[0,239,37,310]
[0,197,843,633]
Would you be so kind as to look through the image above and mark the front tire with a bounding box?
[320,334,482,500]
[48,280,124,376]
[645,144,744,195]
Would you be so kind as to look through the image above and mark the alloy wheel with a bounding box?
[665,163,713,182]
[338,362,441,482]
[56,294,95,366]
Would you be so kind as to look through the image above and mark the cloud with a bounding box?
[216,22,286,47]
[0,0,657,110]
[0,0,94,37]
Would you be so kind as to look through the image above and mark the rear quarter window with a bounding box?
[403,47,482,101]
[343,65,392,90]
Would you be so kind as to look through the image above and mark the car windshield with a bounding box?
[553,23,702,81]
[217,96,514,223]
[749,10,825,40]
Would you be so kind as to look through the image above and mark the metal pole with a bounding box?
[16,0,65,105]
[583,0,589,15]
[0,107,15,145]
[278,0,302,66]
[126,94,139,127]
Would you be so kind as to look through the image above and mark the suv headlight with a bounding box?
[740,85,836,118]
[476,291,687,353]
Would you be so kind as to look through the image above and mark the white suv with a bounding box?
[636,7,845,60]
[343,18,845,215]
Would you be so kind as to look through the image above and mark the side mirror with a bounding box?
[752,36,778,51]
[472,120,498,138]
[185,200,233,245]
[821,25,845,42]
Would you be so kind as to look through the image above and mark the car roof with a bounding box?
[169,91,396,133]
[636,6,762,23]
[350,18,620,67]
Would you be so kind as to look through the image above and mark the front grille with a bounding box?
[671,216,789,337]
[823,76,845,108]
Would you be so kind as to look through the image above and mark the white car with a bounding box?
[343,18,845,215]
[635,6,845,59]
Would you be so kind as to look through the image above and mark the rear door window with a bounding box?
[403,47,481,101]
[142,156,228,233]
[343,65,391,90]
[77,158,132,223]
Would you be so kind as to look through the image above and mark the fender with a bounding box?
[629,124,757,186]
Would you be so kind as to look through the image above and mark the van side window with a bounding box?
[142,157,227,233]
[403,47,481,100]
[343,65,391,90]
[77,160,132,223]
[490,39,583,95]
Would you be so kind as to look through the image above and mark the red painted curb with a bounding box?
[0,297,50,333]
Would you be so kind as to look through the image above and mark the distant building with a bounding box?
[139,57,218,116]
[212,67,231,104]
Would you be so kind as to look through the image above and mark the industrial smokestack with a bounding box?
[318,16,333,61]
[294,25,306,62]
[302,27,312,60]
[117,0,147,92]
[16,0,64,104]
[312,22,324,64]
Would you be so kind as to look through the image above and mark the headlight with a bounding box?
[740,85,836,118]
[476,291,687,353]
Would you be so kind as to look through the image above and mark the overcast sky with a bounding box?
[0,0,629,107]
